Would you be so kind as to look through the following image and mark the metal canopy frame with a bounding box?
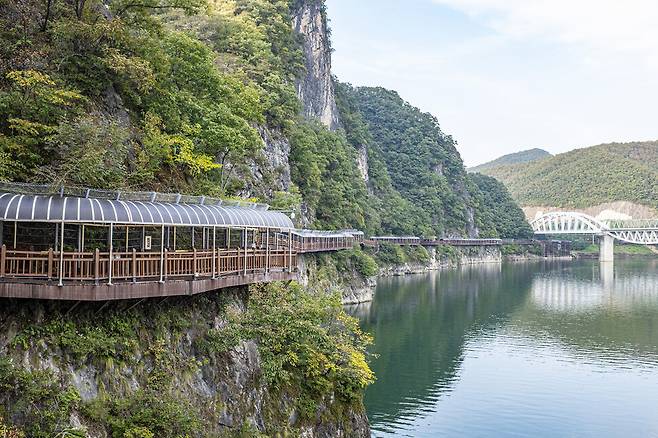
[0,193,293,229]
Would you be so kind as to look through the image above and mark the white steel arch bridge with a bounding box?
[530,212,658,245]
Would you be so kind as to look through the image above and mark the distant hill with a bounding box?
[476,141,658,209]
[469,148,551,173]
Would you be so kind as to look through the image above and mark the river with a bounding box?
[347,260,658,437]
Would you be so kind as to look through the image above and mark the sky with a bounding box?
[325,0,658,167]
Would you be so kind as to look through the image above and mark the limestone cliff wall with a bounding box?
[0,291,369,437]
[292,0,341,131]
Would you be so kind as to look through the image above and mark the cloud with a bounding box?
[432,0,658,64]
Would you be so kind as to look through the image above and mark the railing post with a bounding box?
[0,244,6,278]
[47,248,53,281]
[288,229,292,272]
[94,248,100,285]
[159,225,165,283]
[265,228,270,274]
[243,227,248,276]
[132,248,137,283]
[212,227,217,279]
[58,218,65,287]
[193,247,197,277]
[108,224,113,286]
[163,249,168,281]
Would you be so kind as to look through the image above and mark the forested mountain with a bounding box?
[469,148,551,173]
[469,173,533,238]
[0,0,536,435]
[477,141,658,209]
[337,85,492,237]
[0,0,531,239]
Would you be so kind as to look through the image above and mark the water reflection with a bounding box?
[356,260,658,437]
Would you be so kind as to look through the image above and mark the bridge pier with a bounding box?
[599,234,614,263]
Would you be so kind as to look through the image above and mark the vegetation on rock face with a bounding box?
[0,0,302,196]
[478,141,658,209]
[469,173,533,239]
[219,283,374,413]
[334,83,533,238]
[347,86,479,235]
[0,0,531,237]
[288,120,373,231]
[468,148,551,173]
[0,283,372,436]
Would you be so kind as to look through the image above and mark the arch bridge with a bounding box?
[530,212,658,261]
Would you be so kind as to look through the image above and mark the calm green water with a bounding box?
[347,260,658,437]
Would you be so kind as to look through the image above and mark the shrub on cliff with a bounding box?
[224,282,375,416]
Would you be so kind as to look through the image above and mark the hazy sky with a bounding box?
[325,0,658,166]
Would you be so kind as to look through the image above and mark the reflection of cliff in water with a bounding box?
[355,263,536,427]
[515,260,658,363]
[357,260,658,429]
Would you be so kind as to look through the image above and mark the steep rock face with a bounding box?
[239,126,293,198]
[356,145,370,184]
[0,291,369,437]
[292,0,340,130]
[377,246,502,277]
[298,254,377,305]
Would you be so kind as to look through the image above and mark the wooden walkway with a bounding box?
[0,245,298,301]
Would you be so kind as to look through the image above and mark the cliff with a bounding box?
[291,0,341,131]
[0,284,372,437]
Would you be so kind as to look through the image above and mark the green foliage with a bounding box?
[335,82,530,238]
[226,282,375,410]
[83,389,200,438]
[576,242,657,255]
[469,148,551,173]
[334,81,432,236]
[0,415,25,438]
[289,119,373,230]
[331,248,379,277]
[373,244,431,266]
[0,357,83,438]
[348,86,476,235]
[436,245,460,263]
[0,0,302,196]
[480,141,658,209]
[470,173,533,238]
[375,243,408,265]
[11,314,139,364]
[405,245,431,263]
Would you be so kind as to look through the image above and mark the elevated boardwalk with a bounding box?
[0,185,360,301]
[0,183,573,302]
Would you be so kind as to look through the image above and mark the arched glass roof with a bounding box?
[0,193,293,228]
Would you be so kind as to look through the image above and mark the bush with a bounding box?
[0,358,83,438]
[404,245,430,263]
[352,250,379,277]
[226,282,375,411]
[375,243,407,265]
[332,248,378,277]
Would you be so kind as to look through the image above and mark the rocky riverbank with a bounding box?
[326,245,577,305]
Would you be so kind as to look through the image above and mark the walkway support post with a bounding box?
[108,224,113,286]
[159,224,165,283]
[288,229,292,272]
[265,228,269,274]
[243,226,248,275]
[212,226,216,279]
[58,216,65,286]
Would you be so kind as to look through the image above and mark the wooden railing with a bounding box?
[292,237,355,253]
[0,245,296,284]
